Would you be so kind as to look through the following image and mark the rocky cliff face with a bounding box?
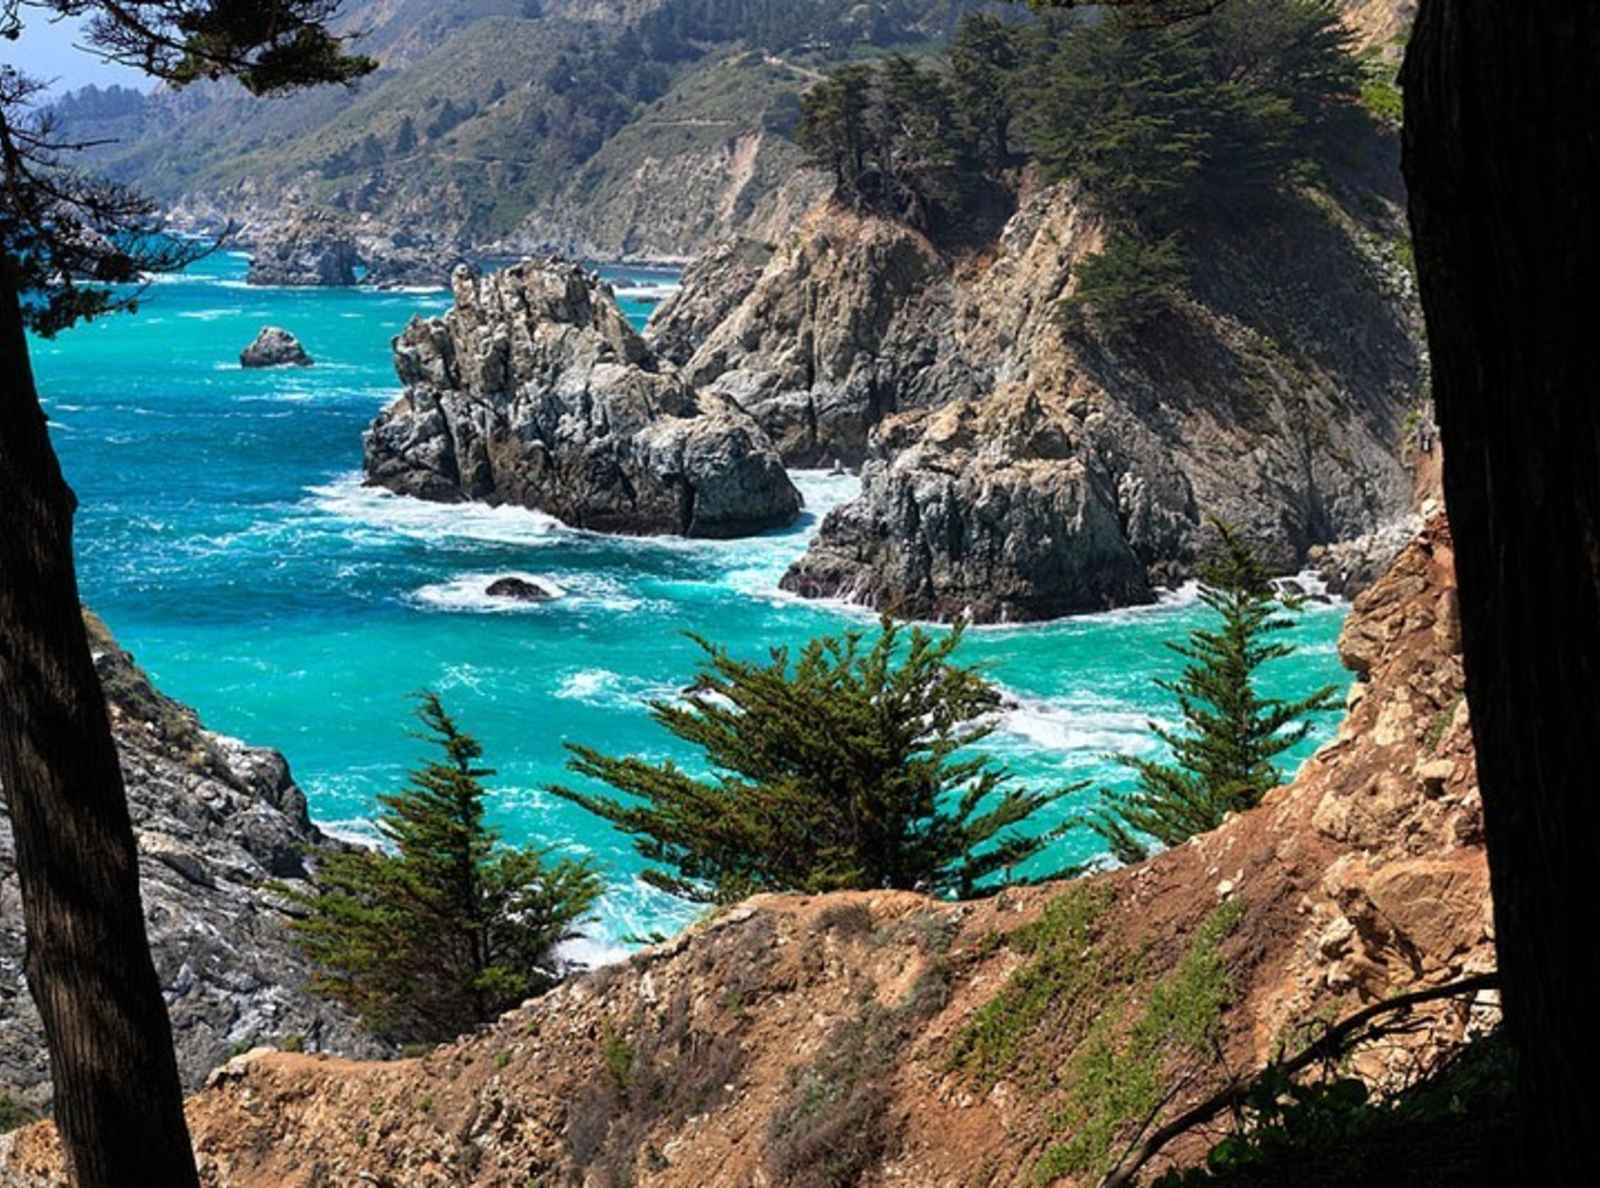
[657,174,1425,621]
[0,614,383,1112]
[243,210,362,287]
[363,260,802,537]
[1,520,1492,1186]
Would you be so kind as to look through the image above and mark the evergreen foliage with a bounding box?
[1061,230,1188,336]
[284,694,602,1041]
[798,56,975,232]
[949,14,1023,168]
[797,0,1365,323]
[1088,526,1339,863]
[551,619,1082,905]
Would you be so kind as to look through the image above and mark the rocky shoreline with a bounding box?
[647,177,1426,622]
[1,514,1493,1188]
[0,614,386,1112]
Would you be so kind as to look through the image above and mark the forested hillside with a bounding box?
[45,0,1006,256]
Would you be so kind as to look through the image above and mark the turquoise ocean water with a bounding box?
[29,250,1352,955]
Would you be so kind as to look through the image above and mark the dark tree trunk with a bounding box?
[1402,4,1600,1180]
[0,259,200,1185]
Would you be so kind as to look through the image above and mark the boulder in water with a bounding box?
[363,259,802,538]
[485,576,556,602]
[240,326,313,368]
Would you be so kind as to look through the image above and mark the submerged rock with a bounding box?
[485,576,555,602]
[363,259,802,538]
[240,326,313,368]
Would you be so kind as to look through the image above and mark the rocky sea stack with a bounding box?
[363,260,802,538]
[244,210,360,287]
[239,326,313,369]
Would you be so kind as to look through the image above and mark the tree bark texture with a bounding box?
[1402,4,1600,1181]
[1,258,200,1185]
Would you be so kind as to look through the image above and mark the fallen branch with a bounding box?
[1098,972,1501,1188]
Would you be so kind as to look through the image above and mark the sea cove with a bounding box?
[34,250,1350,949]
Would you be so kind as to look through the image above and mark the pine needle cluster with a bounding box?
[552,619,1082,904]
[1089,526,1339,863]
[283,694,602,1042]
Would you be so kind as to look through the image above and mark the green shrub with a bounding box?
[1037,900,1245,1181]
[1060,232,1188,337]
[553,618,1081,905]
[1086,526,1339,863]
[0,1093,40,1135]
[282,694,603,1042]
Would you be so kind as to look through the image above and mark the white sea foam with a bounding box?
[554,668,680,711]
[992,687,1167,759]
[307,474,568,547]
[613,283,681,302]
[177,307,244,321]
[409,571,567,614]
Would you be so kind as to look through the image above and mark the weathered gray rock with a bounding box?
[647,237,775,366]
[1310,510,1428,599]
[485,576,555,602]
[660,209,983,468]
[240,326,313,368]
[661,181,1424,621]
[782,393,1153,621]
[359,236,474,290]
[0,613,387,1110]
[245,211,360,287]
[363,259,803,538]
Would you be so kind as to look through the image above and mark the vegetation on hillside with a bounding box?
[798,0,1375,330]
[552,619,1082,905]
[41,0,1000,243]
[283,694,602,1042]
[1087,527,1340,863]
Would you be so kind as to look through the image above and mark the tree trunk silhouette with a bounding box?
[1402,3,1599,1181]
[0,258,199,1185]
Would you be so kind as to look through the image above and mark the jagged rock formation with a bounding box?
[647,237,776,367]
[1310,506,1431,598]
[658,174,1425,621]
[655,206,979,469]
[363,260,802,538]
[243,210,361,287]
[1,518,1493,1187]
[782,391,1155,620]
[0,614,384,1112]
[239,326,313,368]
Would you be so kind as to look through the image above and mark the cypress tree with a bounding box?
[284,694,602,1041]
[551,619,1082,905]
[1088,526,1339,863]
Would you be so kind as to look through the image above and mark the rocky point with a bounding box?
[363,259,802,538]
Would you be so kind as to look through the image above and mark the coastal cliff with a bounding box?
[1,517,1493,1186]
[0,614,383,1113]
[654,171,1424,621]
[363,260,801,537]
